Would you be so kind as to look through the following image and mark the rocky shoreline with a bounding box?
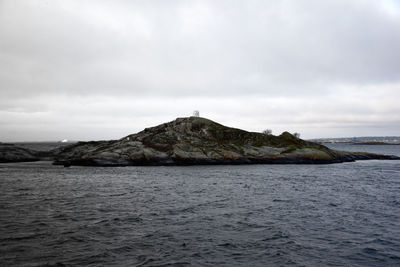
[2,117,399,166]
[52,153,399,167]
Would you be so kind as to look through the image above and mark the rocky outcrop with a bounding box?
[0,143,40,163]
[53,117,400,167]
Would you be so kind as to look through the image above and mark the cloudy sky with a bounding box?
[1,0,399,141]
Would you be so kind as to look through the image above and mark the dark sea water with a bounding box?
[1,144,400,266]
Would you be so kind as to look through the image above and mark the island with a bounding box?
[51,117,399,167]
[0,143,40,163]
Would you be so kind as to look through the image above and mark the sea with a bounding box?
[0,144,399,266]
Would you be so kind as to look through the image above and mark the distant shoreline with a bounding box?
[317,142,400,145]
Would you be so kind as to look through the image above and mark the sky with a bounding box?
[1,0,400,141]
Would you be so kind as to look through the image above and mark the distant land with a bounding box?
[9,141,75,151]
[309,136,400,144]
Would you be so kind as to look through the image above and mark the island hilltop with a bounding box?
[53,117,399,166]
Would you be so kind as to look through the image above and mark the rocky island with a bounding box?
[0,143,40,163]
[52,117,399,167]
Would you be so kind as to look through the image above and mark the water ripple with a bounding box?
[1,145,400,266]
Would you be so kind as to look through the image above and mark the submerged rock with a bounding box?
[52,117,400,167]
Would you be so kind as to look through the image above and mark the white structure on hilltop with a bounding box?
[193,110,200,117]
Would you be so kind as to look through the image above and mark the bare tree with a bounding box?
[193,110,200,117]
[293,132,300,138]
[262,129,272,135]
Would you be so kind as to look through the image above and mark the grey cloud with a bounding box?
[0,0,399,140]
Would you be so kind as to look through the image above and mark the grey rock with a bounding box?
[0,144,40,163]
[53,117,400,167]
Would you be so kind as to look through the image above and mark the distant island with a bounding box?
[0,143,40,163]
[0,142,71,163]
[1,117,399,166]
[310,136,400,145]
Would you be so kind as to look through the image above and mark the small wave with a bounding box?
[362,247,379,255]
[262,231,290,241]
[135,255,155,267]
[272,199,292,202]
[217,242,238,248]
[1,232,45,242]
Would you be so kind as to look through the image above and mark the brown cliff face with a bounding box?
[53,117,400,166]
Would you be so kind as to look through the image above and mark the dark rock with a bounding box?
[52,117,400,167]
[0,144,40,163]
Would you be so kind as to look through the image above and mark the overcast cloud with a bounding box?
[1,0,400,141]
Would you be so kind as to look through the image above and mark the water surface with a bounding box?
[1,144,399,266]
